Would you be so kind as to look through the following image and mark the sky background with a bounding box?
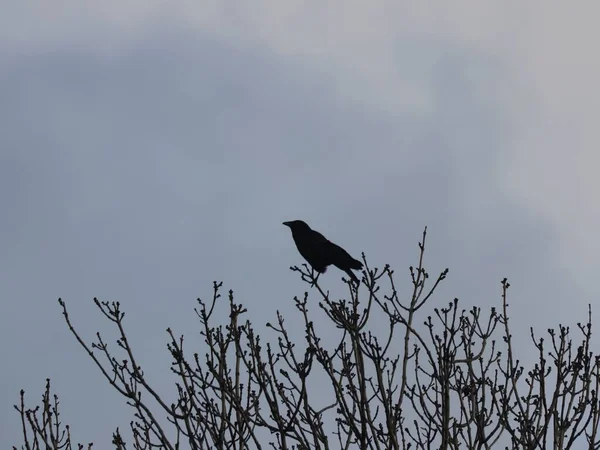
[2,2,600,447]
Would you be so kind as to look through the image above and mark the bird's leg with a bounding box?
[310,269,321,287]
[297,264,320,287]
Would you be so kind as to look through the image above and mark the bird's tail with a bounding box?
[344,269,360,285]
[349,258,363,270]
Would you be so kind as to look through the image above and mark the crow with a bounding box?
[283,220,363,285]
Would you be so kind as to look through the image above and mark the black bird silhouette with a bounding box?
[283,220,363,285]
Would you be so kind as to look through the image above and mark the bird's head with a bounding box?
[282,220,311,232]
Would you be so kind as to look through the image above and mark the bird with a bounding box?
[283,220,363,285]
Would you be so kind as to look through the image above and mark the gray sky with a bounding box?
[2,3,600,447]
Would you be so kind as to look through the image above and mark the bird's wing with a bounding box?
[293,230,330,273]
[328,241,363,270]
[310,232,363,272]
[311,230,330,244]
[303,230,333,272]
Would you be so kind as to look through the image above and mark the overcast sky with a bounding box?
[2,2,600,447]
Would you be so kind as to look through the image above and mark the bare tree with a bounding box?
[13,228,600,449]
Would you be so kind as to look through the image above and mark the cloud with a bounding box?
[2,2,599,447]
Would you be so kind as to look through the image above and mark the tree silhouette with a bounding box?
[13,228,600,449]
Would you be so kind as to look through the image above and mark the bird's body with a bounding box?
[283,220,363,284]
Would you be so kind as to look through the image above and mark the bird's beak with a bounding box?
[282,221,291,227]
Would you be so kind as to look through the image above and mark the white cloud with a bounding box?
[3,3,600,445]
[1,2,520,113]
[3,1,598,307]
[497,5,600,289]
